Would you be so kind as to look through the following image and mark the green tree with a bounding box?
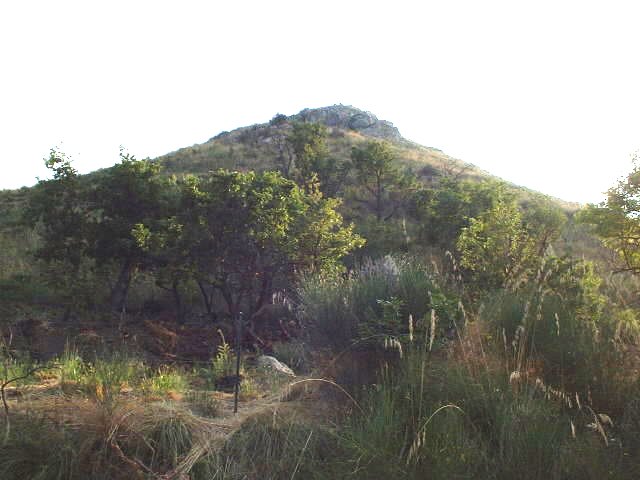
[25,150,93,315]
[291,183,365,273]
[168,170,362,336]
[579,157,640,274]
[27,150,173,315]
[520,197,567,257]
[350,140,411,222]
[88,153,173,313]
[457,197,542,290]
[26,149,86,267]
[410,179,500,251]
[131,187,189,323]
[286,121,349,196]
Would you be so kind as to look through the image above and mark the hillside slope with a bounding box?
[159,105,456,177]
[0,104,584,284]
[156,105,578,211]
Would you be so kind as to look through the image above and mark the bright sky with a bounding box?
[1,1,639,204]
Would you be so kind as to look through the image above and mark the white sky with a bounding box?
[1,1,639,204]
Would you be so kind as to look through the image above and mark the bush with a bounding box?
[298,256,457,351]
[329,343,634,480]
[480,257,640,412]
[141,366,187,396]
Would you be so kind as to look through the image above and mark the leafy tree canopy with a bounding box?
[410,178,501,250]
[286,121,349,197]
[27,150,173,313]
[579,157,640,274]
[143,170,364,321]
[350,140,414,222]
[457,192,565,290]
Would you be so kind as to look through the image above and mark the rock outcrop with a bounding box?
[292,105,402,141]
[211,105,403,145]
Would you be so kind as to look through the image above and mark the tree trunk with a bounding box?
[110,258,134,315]
[197,279,217,322]
[254,272,273,317]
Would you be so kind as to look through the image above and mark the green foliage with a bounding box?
[298,256,456,350]
[0,352,40,388]
[88,152,169,267]
[286,121,349,196]
[458,197,537,289]
[55,348,190,400]
[211,338,234,380]
[457,194,565,291]
[57,349,150,402]
[26,150,174,313]
[352,216,410,258]
[88,152,175,312]
[0,274,51,322]
[142,367,188,396]
[481,256,640,409]
[521,196,567,253]
[25,149,85,267]
[90,355,147,403]
[0,414,79,480]
[324,341,638,480]
[0,227,39,282]
[410,178,501,250]
[269,113,288,126]
[291,184,365,273]
[23,150,96,311]
[6,112,640,478]
[579,156,640,274]
[166,169,362,318]
[136,406,195,472]
[58,347,88,384]
[350,140,413,222]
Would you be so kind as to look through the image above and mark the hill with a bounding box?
[156,104,579,211]
[0,103,589,290]
[2,105,640,479]
[158,105,474,178]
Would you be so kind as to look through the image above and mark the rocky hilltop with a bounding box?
[158,104,487,190]
[292,105,402,141]
[211,105,403,144]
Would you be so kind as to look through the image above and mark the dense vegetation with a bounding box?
[1,111,639,479]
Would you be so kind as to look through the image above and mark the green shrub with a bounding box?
[480,257,640,411]
[0,353,40,388]
[142,366,187,396]
[298,255,456,351]
[329,344,633,480]
[211,340,234,380]
[58,347,88,384]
